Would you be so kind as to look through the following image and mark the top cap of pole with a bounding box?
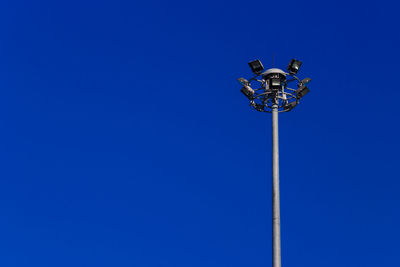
[261,68,286,76]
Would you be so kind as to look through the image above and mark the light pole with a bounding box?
[238,59,311,267]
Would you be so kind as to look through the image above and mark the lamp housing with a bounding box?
[254,103,265,112]
[287,59,302,74]
[284,101,297,110]
[300,77,311,85]
[241,85,255,99]
[296,85,310,98]
[248,59,264,74]
[238,78,249,86]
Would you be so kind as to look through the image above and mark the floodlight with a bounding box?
[300,77,311,85]
[237,77,249,86]
[296,85,310,98]
[284,101,297,110]
[287,59,302,74]
[248,59,264,74]
[254,103,265,111]
[241,85,255,99]
[239,58,310,112]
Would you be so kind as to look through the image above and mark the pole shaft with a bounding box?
[272,104,281,267]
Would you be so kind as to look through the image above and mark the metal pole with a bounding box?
[272,103,281,267]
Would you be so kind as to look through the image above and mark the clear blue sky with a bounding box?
[1,0,399,266]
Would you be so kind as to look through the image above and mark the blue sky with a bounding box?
[1,0,400,266]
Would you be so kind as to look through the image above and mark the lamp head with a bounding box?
[300,77,311,85]
[237,77,249,86]
[248,59,264,75]
[287,59,302,74]
[296,85,310,99]
[284,101,297,110]
[241,85,255,99]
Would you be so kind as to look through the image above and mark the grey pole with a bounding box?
[272,103,281,267]
[239,59,310,267]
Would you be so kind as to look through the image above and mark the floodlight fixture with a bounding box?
[296,85,310,99]
[284,101,297,110]
[238,77,249,86]
[241,85,255,99]
[239,63,309,112]
[287,59,302,74]
[248,59,264,74]
[254,103,265,112]
[300,77,311,85]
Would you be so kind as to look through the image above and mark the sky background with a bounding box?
[1,0,400,266]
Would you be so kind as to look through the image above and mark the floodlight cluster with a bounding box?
[238,58,311,113]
